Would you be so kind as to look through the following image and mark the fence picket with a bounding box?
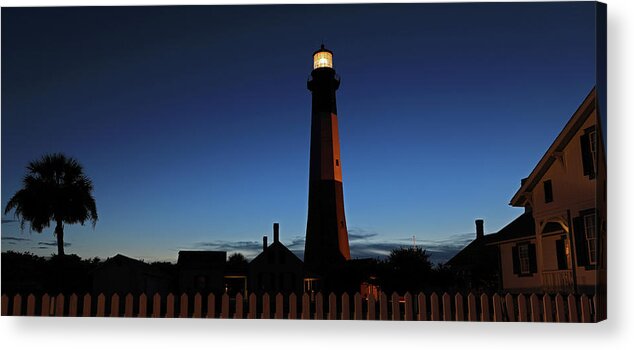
[42,294,51,316]
[180,293,189,318]
[12,294,22,316]
[392,292,401,321]
[275,293,284,319]
[505,293,516,322]
[418,293,427,321]
[206,293,215,318]
[480,294,490,322]
[1,295,8,316]
[110,294,120,317]
[517,294,528,322]
[221,293,229,319]
[165,293,175,318]
[542,294,553,322]
[404,292,413,321]
[248,293,257,319]
[152,293,161,318]
[580,294,592,322]
[234,293,244,319]
[27,294,36,316]
[138,293,147,318]
[328,293,337,320]
[82,294,91,317]
[301,293,310,320]
[555,294,565,322]
[455,293,464,321]
[379,292,388,321]
[96,294,105,317]
[341,293,350,320]
[55,293,65,316]
[355,293,364,320]
[467,293,477,321]
[64,293,75,317]
[430,293,440,321]
[442,293,452,321]
[492,294,503,322]
[567,294,579,322]
[262,293,271,319]
[315,292,323,320]
[193,293,202,318]
[124,293,133,317]
[365,293,375,320]
[530,294,541,322]
[288,293,297,319]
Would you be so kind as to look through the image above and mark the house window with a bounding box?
[518,244,531,274]
[580,127,597,179]
[544,180,553,203]
[584,214,597,265]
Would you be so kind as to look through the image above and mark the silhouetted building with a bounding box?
[446,219,507,291]
[92,254,171,296]
[177,251,226,295]
[304,45,351,276]
[249,223,303,294]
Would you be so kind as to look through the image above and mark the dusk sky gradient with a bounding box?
[1,3,599,263]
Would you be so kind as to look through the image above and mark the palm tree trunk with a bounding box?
[55,219,65,257]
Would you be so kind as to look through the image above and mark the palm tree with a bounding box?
[4,153,98,257]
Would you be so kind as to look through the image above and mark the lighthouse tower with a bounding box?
[304,45,351,274]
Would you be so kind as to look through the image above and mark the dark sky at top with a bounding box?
[1,3,599,262]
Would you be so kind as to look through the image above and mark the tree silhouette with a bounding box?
[380,247,433,293]
[4,153,98,257]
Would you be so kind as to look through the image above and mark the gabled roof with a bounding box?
[510,87,597,207]
[250,241,303,266]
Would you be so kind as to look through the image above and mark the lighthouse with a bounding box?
[304,45,351,275]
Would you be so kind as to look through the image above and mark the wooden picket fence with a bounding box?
[1,291,599,322]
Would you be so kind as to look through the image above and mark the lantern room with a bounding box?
[313,44,333,70]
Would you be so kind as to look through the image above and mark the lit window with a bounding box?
[584,214,597,264]
[518,244,530,275]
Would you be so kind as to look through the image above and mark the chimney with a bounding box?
[263,235,268,251]
[273,223,280,243]
[475,219,484,239]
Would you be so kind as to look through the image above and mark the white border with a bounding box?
[1,1,632,349]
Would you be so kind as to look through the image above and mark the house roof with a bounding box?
[486,211,536,244]
[250,241,303,266]
[510,87,597,207]
[447,212,535,268]
[445,232,499,269]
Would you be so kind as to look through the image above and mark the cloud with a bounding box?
[348,232,475,265]
[2,219,18,224]
[37,241,71,247]
[1,236,30,242]
[347,227,379,240]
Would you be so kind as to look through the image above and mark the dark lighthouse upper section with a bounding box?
[304,45,351,274]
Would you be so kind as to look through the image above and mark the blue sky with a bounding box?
[1,3,599,263]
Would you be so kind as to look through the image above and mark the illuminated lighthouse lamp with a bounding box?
[313,44,333,69]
